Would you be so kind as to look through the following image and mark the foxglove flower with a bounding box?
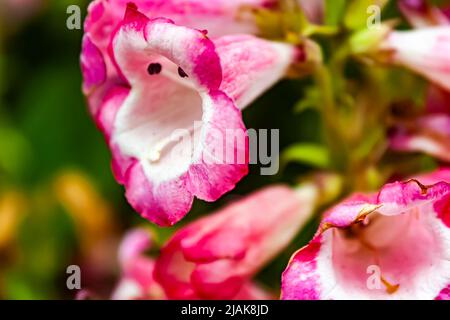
[154,184,318,299]
[112,228,165,300]
[281,169,450,300]
[81,4,300,226]
[390,85,450,162]
[380,26,450,92]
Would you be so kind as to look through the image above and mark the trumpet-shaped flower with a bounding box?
[281,169,450,300]
[154,184,318,299]
[81,4,299,226]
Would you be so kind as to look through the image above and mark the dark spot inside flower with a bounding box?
[178,67,188,78]
[147,63,162,75]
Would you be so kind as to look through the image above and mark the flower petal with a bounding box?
[282,172,450,300]
[155,184,318,299]
[81,35,107,94]
[382,27,450,92]
[117,228,152,268]
[281,239,322,300]
[390,114,450,162]
[215,34,297,108]
[436,285,450,300]
[86,0,271,40]
[112,228,165,300]
[399,0,450,28]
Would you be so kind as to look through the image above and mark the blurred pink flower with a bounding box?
[81,3,300,226]
[380,26,450,92]
[390,85,450,162]
[154,184,318,299]
[281,169,450,300]
[399,0,450,28]
[112,228,165,300]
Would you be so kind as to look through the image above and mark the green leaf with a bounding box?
[281,143,330,169]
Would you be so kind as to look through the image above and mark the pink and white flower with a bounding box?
[281,169,450,300]
[380,26,450,92]
[390,85,450,162]
[154,184,318,299]
[112,228,165,300]
[81,2,300,226]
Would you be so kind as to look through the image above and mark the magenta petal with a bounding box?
[281,239,322,300]
[434,193,450,227]
[85,0,271,40]
[436,285,450,300]
[215,34,296,108]
[81,35,107,94]
[124,162,194,226]
[186,91,249,202]
[155,185,317,299]
[426,85,450,114]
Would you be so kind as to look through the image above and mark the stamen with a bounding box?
[381,275,400,294]
[148,127,195,164]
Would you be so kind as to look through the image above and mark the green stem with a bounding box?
[313,64,348,173]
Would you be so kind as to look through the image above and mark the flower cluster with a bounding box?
[81,0,450,300]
